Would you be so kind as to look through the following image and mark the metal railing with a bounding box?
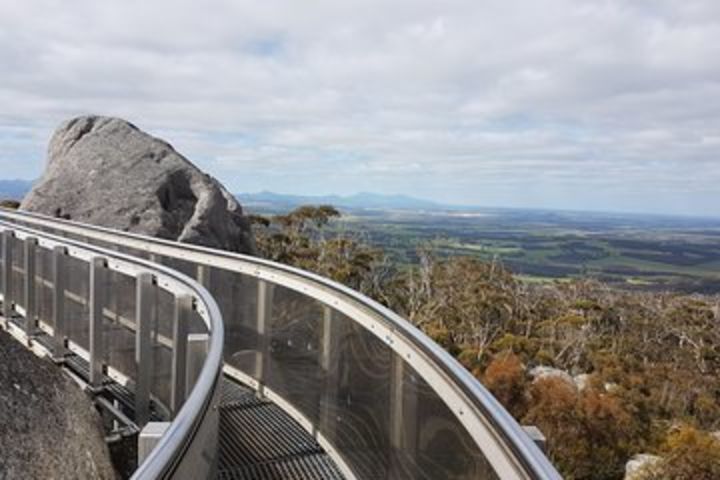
[0,219,224,480]
[0,208,562,480]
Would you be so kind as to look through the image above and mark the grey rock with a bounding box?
[0,330,117,479]
[573,373,591,391]
[21,116,255,254]
[624,453,661,479]
[529,366,576,388]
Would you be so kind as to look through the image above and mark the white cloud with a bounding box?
[0,0,718,215]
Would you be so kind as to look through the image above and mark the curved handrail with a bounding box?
[0,218,225,480]
[0,208,561,479]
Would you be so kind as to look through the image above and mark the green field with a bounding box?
[249,204,720,294]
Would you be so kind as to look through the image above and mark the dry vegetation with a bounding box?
[251,206,720,479]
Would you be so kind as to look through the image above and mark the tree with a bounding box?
[248,204,720,479]
[523,378,637,480]
[637,426,720,480]
[251,205,383,292]
[0,199,20,209]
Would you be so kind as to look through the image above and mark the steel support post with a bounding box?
[255,279,274,386]
[135,272,155,427]
[2,230,14,326]
[197,264,211,289]
[186,333,209,399]
[138,421,171,465]
[51,245,67,360]
[522,425,547,453]
[319,305,341,437]
[390,354,418,457]
[89,256,107,390]
[23,237,38,337]
[171,294,192,414]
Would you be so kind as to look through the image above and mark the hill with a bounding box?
[236,190,443,211]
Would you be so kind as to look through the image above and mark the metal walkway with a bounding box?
[3,312,343,480]
[217,380,343,480]
[0,209,563,480]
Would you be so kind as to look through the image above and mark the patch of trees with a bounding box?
[251,206,720,480]
[0,199,20,209]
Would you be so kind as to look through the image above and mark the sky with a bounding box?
[0,1,719,217]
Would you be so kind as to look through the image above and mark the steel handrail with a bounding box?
[0,219,225,480]
[0,208,561,479]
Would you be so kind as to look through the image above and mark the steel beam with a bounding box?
[2,230,14,326]
[23,236,38,337]
[522,426,547,453]
[51,245,67,360]
[89,256,107,390]
[171,294,192,414]
[255,279,274,385]
[319,305,341,438]
[390,354,418,457]
[197,264,211,289]
[138,422,170,465]
[186,333,209,399]
[135,272,156,427]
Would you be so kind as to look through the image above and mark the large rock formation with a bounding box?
[21,116,255,254]
[0,330,117,478]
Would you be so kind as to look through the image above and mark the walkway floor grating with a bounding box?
[217,380,345,480]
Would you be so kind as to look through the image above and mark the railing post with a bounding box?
[186,333,209,399]
[171,294,192,414]
[2,230,14,326]
[320,306,334,371]
[255,279,274,387]
[135,272,155,427]
[23,237,38,337]
[138,421,171,466]
[197,264,211,289]
[51,245,67,361]
[522,425,547,453]
[89,256,107,390]
[390,354,418,457]
[319,305,340,437]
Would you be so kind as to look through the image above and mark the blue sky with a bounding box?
[0,0,719,216]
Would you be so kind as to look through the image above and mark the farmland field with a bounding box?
[246,203,720,293]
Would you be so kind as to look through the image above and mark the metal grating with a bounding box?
[217,380,345,480]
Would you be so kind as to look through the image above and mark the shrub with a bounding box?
[482,352,527,417]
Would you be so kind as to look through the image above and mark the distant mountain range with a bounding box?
[4,180,713,221]
[0,179,33,200]
[0,179,445,211]
[236,190,446,211]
